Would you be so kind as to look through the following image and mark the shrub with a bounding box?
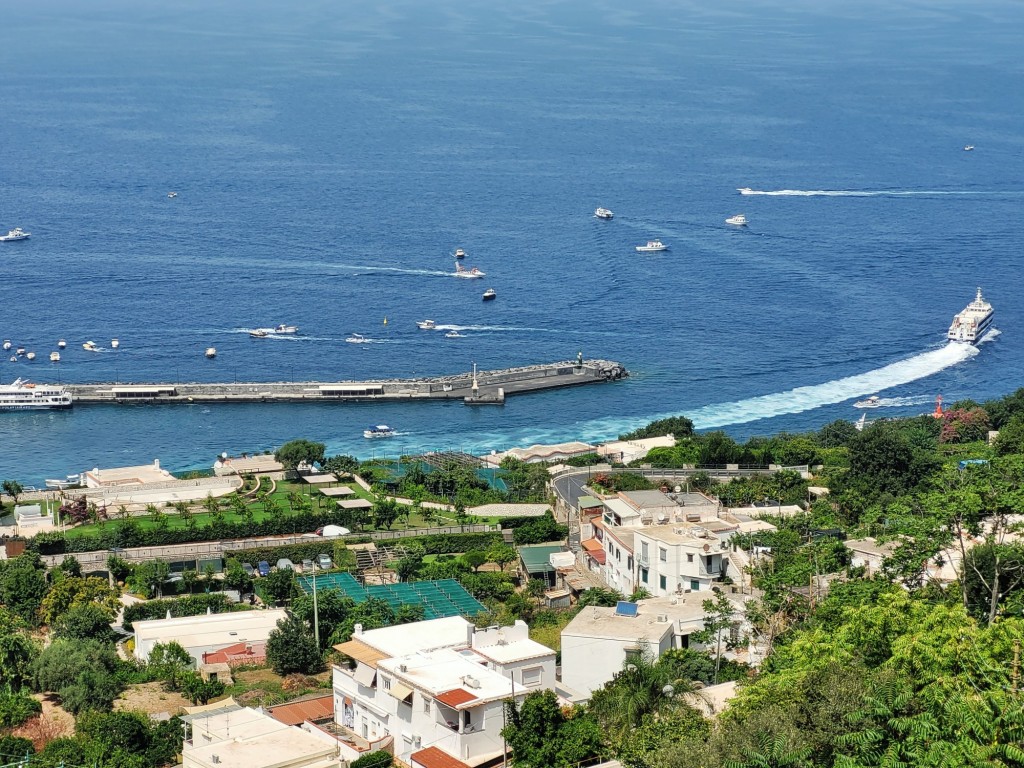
[121,594,240,632]
[352,750,394,768]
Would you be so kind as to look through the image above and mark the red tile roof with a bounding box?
[411,747,472,768]
[435,688,479,708]
[586,549,607,565]
[201,641,267,667]
[267,693,334,726]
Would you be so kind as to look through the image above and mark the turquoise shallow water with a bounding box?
[2,0,1024,482]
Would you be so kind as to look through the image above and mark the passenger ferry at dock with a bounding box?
[947,288,994,344]
[0,379,72,411]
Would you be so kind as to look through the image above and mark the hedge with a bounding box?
[121,593,246,632]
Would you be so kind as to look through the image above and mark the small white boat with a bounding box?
[725,214,748,226]
[168,191,178,198]
[49,352,60,362]
[363,424,396,438]
[964,145,975,152]
[346,333,368,344]
[8,356,16,363]
[455,262,485,279]
[454,248,466,259]
[15,347,25,356]
[445,331,465,338]
[482,288,496,301]
[635,240,668,252]
[416,320,437,330]
[45,474,81,490]
[737,187,754,195]
[1,341,10,351]
[273,324,298,334]
[249,329,268,338]
[205,347,217,359]
[82,341,100,352]
[57,339,66,349]
[110,339,120,349]
[594,207,614,219]
[854,395,882,409]
[0,228,30,242]
[25,352,35,361]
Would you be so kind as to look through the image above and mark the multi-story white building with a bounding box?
[633,525,730,596]
[332,616,555,768]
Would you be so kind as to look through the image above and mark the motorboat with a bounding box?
[49,352,60,362]
[854,395,882,409]
[346,333,368,344]
[0,228,30,242]
[82,341,100,352]
[964,145,975,152]
[168,191,178,198]
[416,320,437,330]
[482,288,497,301]
[454,248,466,259]
[249,329,268,338]
[725,214,748,226]
[57,339,66,349]
[445,331,465,338]
[947,287,994,344]
[1,341,9,351]
[635,240,668,252]
[594,207,614,219]
[45,474,81,489]
[110,338,120,349]
[455,262,485,279]
[363,424,396,438]
[205,347,217,358]
[7,356,15,363]
[25,352,35,361]
[273,324,298,334]
[737,187,755,195]
[15,347,25,356]
[0,378,72,410]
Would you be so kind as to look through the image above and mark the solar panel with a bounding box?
[615,601,639,617]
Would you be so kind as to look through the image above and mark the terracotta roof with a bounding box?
[334,639,389,668]
[585,548,607,565]
[580,538,602,552]
[267,693,334,726]
[202,641,267,666]
[411,747,472,768]
[435,688,479,708]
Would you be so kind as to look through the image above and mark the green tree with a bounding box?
[40,575,120,625]
[0,626,38,690]
[693,591,742,685]
[1,480,23,505]
[503,690,604,768]
[52,603,117,643]
[127,560,171,599]
[149,641,194,691]
[260,568,297,605]
[266,614,322,675]
[487,543,517,572]
[0,690,41,729]
[58,555,82,578]
[462,550,488,572]
[725,731,812,768]
[620,416,694,441]
[31,638,123,714]
[351,750,394,768]
[0,554,48,625]
[371,498,400,530]
[275,439,326,471]
[223,559,253,594]
[179,671,225,705]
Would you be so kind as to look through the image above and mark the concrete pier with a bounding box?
[64,359,628,405]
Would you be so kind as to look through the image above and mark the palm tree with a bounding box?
[725,731,812,768]
[589,650,688,737]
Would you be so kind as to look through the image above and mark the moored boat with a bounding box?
[947,287,994,344]
[1,341,10,351]
[111,338,120,349]
[49,352,60,362]
[25,352,35,361]
[594,207,614,219]
[57,339,66,349]
[482,288,496,301]
[454,248,466,259]
[635,240,668,252]
[82,341,99,352]
[0,378,72,410]
[363,424,396,438]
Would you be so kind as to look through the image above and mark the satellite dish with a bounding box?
[674,485,682,493]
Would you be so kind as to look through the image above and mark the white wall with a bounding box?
[560,629,673,696]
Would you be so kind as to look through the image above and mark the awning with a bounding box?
[388,682,414,703]
[334,640,389,669]
[580,538,602,552]
[353,662,377,687]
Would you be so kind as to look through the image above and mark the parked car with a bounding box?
[241,563,255,577]
[302,559,315,573]
[316,525,351,537]
[317,554,333,571]
[257,560,271,577]
[277,558,295,572]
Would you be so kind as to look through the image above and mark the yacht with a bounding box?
[205,347,217,358]
[482,288,496,301]
[0,228,30,242]
[854,395,882,409]
[725,214,748,226]
[110,338,120,349]
[57,339,66,349]
[416,320,437,330]
[445,331,465,338]
[454,248,466,259]
[594,207,614,219]
[82,341,100,352]
[249,329,268,338]
[455,263,485,279]
[964,145,975,152]
[273,324,298,334]
[168,191,178,198]
[737,187,755,195]
[346,333,368,344]
[0,379,72,410]
[635,240,668,252]
[49,352,60,362]
[363,424,396,438]
[947,287,994,344]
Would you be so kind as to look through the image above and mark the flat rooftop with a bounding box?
[354,616,473,657]
[562,596,712,642]
[381,647,516,705]
[85,461,173,486]
[135,609,287,653]
[186,707,338,768]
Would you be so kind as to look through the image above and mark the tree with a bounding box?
[351,750,394,768]
[260,568,297,605]
[40,575,120,625]
[223,559,253,594]
[0,554,48,625]
[275,439,326,471]
[179,671,225,705]
[462,550,488,572]
[31,638,123,714]
[0,624,38,690]
[995,414,1024,456]
[106,554,132,584]
[266,614,322,675]
[692,591,741,685]
[371,498,400,530]
[52,603,117,643]
[487,543,517,572]
[2,480,23,505]
[454,498,469,530]
[724,731,812,768]
[503,690,604,768]
[57,555,82,578]
[620,416,694,441]
[149,641,194,691]
[127,560,171,599]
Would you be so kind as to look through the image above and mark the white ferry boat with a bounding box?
[947,287,994,344]
[635,240,668,252]
[363,424,396,438]
[0,228,30,242]
[416,320,436,330]
[455,263,485,279]
[0,379,72,411]
[854,395,881,409]
[594,207,614,219]
[725,214,748,226]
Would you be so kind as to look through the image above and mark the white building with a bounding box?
[332,616,555,768]
[633,525,731,596]
[133,609,288,664]
[181,703,340,768]
[560,595,742,696]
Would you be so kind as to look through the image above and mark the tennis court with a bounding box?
[296,572,485,620]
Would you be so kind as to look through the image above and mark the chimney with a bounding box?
[154,459,160,469]
[354,623,363,636]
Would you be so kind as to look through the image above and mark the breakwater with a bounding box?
[64,359,628,405]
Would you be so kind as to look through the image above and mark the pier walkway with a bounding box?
[64,359,627,405]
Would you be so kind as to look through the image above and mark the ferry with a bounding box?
[635,240,668,253]
[0,228,30,242]
[594,207,614,219]
[947,288,994,344]
[482,288,496,301]
[725,214,748,226]
[854,395,881,409]
[455,263,485,279]
[0,379,72,411]
[363,424,396,438]
[416,320,436,330]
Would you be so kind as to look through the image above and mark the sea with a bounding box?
[2,0,1024,484]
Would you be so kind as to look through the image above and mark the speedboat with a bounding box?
[49,352,60,362]
[273,324,298,334]
[57,339,66,349]
[346,333,368,344]
[445,331,465,338]
[854,395,882,409]
[15,347,25,356]
[964,145,975,152]
[725,214,748,226]
[7,356,15,363]
[482,288,496,301]
[168,191,178,198]
[635,240,668,252]
[454,248,466,259]
[249,329,268,338]
[594,207,614,219]
[205,347,217,358]
[363,424,396,438]
[25,352,35,361]
[45,474,81,489]
[737,187,754,195]
[110,338,120,349]
[1,341,9,350]
[455,262,485,279]
[0,228,30,242]
[416,320,437,330]
[82,341,99,352]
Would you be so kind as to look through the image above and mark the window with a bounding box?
[691,580,700,591]
[687,553,694,563]
[659,574,667,590]
[641,567,649,584]
[641,542,649,560]
[627,556,633,571]
[659,547,667,562]
[381,676,391,691]
[522,666,542,687]
[616,548,621,562]
[423,696,432,714]
[624,647,642,662]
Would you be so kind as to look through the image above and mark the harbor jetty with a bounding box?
[64,358,628,405]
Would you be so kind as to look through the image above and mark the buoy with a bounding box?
[383,317,388,326]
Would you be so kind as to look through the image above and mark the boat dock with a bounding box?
[63,359,628,405]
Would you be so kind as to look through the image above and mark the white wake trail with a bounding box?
[737,187,1024,197]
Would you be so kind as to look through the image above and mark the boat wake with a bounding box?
[737,187,1024,197]
[855,395,934,408]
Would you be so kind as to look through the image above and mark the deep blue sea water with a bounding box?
[2,0,1024,483]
